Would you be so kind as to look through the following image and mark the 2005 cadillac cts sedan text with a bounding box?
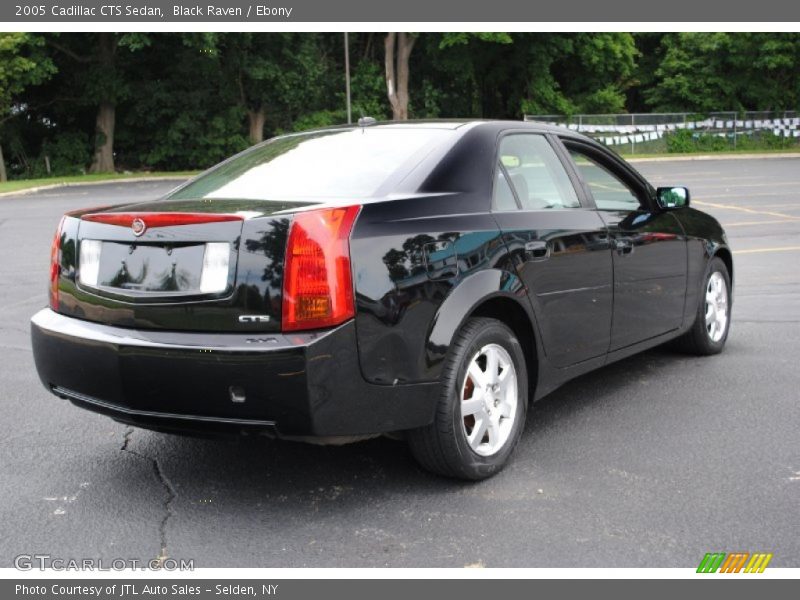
[31,120,732,479]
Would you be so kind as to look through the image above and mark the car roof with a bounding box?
[278,118,587,139]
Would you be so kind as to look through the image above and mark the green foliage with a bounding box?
[664,130,695,153]
[3,32,799,178]
[349,59,388,120]
[664,129,798,153]
[438,32,513,49]
[646,33,800,112]
[142,106,249,169]
[541,33,638,114]
[37,132,92,176]
[0,33,57,178]
[289,110,345,132]
[105,34,248,170]
[0,33,55,115]
[735,131,798,150]
[193,32,329,133]
[665,130,730,153]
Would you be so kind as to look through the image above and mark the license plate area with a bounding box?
[78,240,232,298]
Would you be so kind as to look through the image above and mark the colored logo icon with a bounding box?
[697,552,773,573]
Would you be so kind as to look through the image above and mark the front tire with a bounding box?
[674,256,731,355]
[408,317,528,480]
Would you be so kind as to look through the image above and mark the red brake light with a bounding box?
[49,217,65,311]
[282,206,360,332]
[81,212,243,228]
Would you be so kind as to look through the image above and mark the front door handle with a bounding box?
[614,237,634,255]
[524,240,550,261]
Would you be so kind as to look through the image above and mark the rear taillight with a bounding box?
[49,217,65,311]
[282,205,360,332]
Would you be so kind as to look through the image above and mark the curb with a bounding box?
[0,176,191,199]
[627,152,800,163]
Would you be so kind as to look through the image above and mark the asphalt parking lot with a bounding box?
[1,157,798,568]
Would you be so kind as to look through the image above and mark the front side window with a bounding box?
[566,147,642,210]
[495,134,581,210]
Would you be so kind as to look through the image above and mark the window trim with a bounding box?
[493,162,523,211]
[490,130,593,213]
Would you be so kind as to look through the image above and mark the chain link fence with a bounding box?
[523,111,800,154]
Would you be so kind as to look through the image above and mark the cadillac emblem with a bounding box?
[131,218,146,236]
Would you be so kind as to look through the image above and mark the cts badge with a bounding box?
[238,315,271,323]
[131,218,146,236]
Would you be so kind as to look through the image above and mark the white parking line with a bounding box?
[733,246,800,255]
[694,200,800,220]
[722,219,799,227]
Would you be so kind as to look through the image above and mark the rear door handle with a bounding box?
[524,240,550,260]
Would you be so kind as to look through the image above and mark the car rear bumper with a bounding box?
[31,309,439,437]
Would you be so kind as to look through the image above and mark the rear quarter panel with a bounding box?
[350,195,525,385]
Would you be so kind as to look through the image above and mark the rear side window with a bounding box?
[169,128,452,201]
[496,134,580,210]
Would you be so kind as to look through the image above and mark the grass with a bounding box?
[0,171,199,195]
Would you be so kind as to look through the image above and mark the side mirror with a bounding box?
[656,186,690,209]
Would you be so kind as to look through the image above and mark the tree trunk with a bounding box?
[385,32,416,120]
[90,101,115,173]
[0,142,7,182]
[90,33,117,173]
[248,107,266,145]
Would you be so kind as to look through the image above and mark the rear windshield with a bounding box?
[168,127,452,201]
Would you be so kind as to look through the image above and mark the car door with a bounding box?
[492,132,613,368]
[560,138,688,351]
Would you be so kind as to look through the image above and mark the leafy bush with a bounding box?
[665,129,799,153]
[735,131,798,150]
[36,132,92,176]
[664,130,696,153]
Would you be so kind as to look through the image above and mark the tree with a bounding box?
[431,33,514,118]
[384,33,417,120]
[46,33,150,173]
[0,33,55,181]
[416,33,635,120]
[113,33,248,171]
[551,33,638,113]
[5,32,799,181]
[517,33,638,116]
[645,33,800,112]
[194,33,328,145]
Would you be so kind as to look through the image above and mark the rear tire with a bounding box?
[673,256,731,355]
[408,317,528,480]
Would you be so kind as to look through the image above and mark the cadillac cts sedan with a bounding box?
[31,120,732,479]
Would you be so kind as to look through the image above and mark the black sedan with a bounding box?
[31,120,732,479]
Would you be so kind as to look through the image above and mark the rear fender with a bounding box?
[425,268,541,376]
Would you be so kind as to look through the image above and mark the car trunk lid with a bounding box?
[57,198,315,333]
